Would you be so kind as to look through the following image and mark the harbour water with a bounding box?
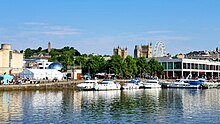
[1,89,220,124]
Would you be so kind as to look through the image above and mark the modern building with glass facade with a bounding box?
[155,57,220,79]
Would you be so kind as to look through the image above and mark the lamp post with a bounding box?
[140,68,142,78]
[122,58,125,79]
[73,57,75,80]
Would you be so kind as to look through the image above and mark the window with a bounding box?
[183,63,186,69]
[174,62,182,69]
[199,64,203,70]
[162,62,167,69]
[206,65,210,70]
[195,64,198,69]
[187,63,190,69]
[191,63,194,69]
[203,64,205,70]
[168,62,173,69]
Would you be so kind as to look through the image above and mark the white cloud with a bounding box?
[151,35,191,41]
[23,22,47,26]
[144,30,173,34]
[22,22,82,36]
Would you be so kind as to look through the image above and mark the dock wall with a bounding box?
[0,79,130,91]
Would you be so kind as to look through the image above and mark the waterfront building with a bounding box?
[31,53,51,59]
[24,58,52,69]
[154,57,220,79]
[66,66,82,80]
[113,46,128,59]
[134,43,152,58]
[185,47,220,61]
[0,44,23,75]
[176,53,185,59]
[20,69,64,80]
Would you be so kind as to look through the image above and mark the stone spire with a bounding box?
[48,41,51,53]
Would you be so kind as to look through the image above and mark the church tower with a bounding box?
[48,42,51,53]
[147,42,153,58]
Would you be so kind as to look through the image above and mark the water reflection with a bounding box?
[0,91,23,123]
[1,89,220,123]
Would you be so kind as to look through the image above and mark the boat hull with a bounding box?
[161,82,201,89]
[77,86,95,91]
[95,86,121,91]
[144,84,161,88]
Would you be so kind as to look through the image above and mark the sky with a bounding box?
[1,0,220,56]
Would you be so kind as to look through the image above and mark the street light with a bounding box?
[73,57,75,80]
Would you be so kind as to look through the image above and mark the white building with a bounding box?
[24,59,52,69]
[0,44,23,75]
[20,69,64,80]
[36,59,52,69]
[154,57,220,79]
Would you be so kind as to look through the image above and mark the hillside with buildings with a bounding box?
[176,47,220,61]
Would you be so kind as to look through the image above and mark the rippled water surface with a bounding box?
[1,89,220,124]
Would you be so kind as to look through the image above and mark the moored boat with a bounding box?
[144,79,161,88]
[76,80,98,91]
[163,79,203,89]
[122,79,144,89]
[94,79,121,91]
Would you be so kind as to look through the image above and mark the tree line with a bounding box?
[23,47,164,78]
[74,55,164,78]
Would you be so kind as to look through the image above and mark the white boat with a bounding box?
[165,79,189,88]
[165,79,202,88]
[144,79,161,88]
[76,80,98,90]
[198,78,220,88]
[94,79,121,91]
[122,79,144,89]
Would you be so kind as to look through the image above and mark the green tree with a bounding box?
[47,46,81,71]
[135,57,149,77]
[24,48,34,58]
[148,58,164,77]
[106,55,124,77]
[84,55,106,75]
[124,55,137,78]
[75,56,87,73]
[37,47,42,53]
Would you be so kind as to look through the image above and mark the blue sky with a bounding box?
[1,0,220,56]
